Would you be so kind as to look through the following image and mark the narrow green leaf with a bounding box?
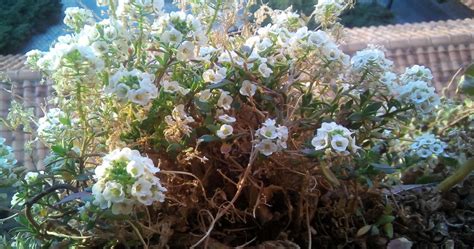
[356,225,372,237]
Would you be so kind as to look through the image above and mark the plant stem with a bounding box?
[320,162,340,187]
[437,158,474,193]
[207,0,221,34]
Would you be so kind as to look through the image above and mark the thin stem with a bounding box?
[437,158,474,193]
[127,220,148,249]
[206,0,222,34]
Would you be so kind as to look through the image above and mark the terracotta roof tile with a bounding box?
[0,54,28,71]
[342,18,474,50]
[461,0,474,10]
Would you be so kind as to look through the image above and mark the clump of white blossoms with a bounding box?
[311,122,360,155]
[92,148,166,215]
[151,11,206,61]
[37,108,74,144]
[351,45,393,81]
[115,0,164,17]
[313,0,349,26]
[0,137,17,184]
[400,65,433,83]
[395,65,440,114]
[410,133,447,158]
[0,137,16,170]
[107,68,158,106]
[64,7,95,31]
[255,119,288,156]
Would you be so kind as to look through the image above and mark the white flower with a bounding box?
[217,91,233,110]
[330,135,349,153]
[216,124,233,139]
[239,80,257,97]
[311,135,328,150]
[256,139,279,156]
[351,46,393,75]
[258,63,272,78]
[410,133,446,158]
[64,7,95,30]
[131,178,153,197]
[416,148,432,158]
[254,119,288,155]
[127,160,144,177]
[401,65,433,83]
[312,122,358,154]
[102,181,125,203]
[161,80,189,95]
[176,41,195,61]
[198,89,212,102]
[24,172,40,184]
[160,28,183,45]
[129,88,152,106]
[203,67,226,84]
[259,125,278,139]
[218,114,236,124]
[429,143,445,155]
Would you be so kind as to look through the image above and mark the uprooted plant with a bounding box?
[0,0,473,248]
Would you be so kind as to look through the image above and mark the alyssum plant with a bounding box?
[1,0,472,248]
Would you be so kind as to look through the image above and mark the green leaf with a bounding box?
[356,225,372,237]
[51,145,67,156]
[375,215,395,226]
[206,79,232,90]
[363,102,383,116]
[348,112,363,122]
[360,90,371,105]
[198,135,219,142]
[166,143,182,153]
[371,225,380,235]
[458,63,474,97]
[384,223,394,238]
[371,163,396,174]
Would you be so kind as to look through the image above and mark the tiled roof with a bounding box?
[342,18,474,51]
[342,18,474,91]
[0,55,28,71]
[461,0,474,10]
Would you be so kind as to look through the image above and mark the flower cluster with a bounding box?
[351,45,393,79]
[395,65,440,114]
[311,122,359,155]
[64,7,95,31]
[255,119,288,156]
[37,108,73,144]
[400,65,433,83]
[115,0,164,17]
[152,11,207,61]
[107,68,158,106]
[410,133,447,158]
[92,148,166,215]
[0,137,16,170]
[313,0,348,25]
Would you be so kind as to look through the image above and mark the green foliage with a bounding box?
[340,2,394,28]
[0,0,62,54]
